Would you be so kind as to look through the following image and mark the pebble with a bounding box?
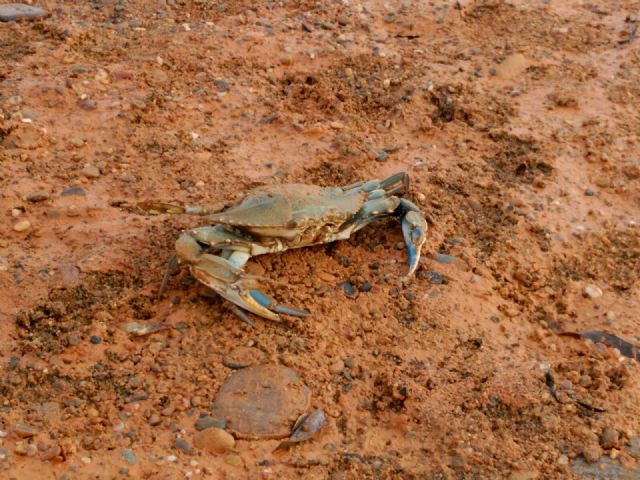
[61,186,86,196]
[583,284,603,299]
[14,423,38,438]
[329,360,344,374]
[195,416,225,431]
[13,220,31,232]
[175,438,193,454]
[90,335,102,345]
[148,413,161,426]
[192,428,235,454]
[377,150,389,162]
[121,449,137,465]
[434,254,456,264]
[213,79,230,93]
[0,4,46,22]
[601,427,619,449]
[340,281,357,298]
[80,100,97,110]
[223,346,266,369]
[582,444,602,463]
[81,165,101,178]
[358,282,372,292]
[26,192,50,202]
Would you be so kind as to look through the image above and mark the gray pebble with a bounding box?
[0,3,45,22]
[213,79,230,92]
[61,186,86,196]
[175,438,193,454]
[195,416,226,431]
[435,254,456,264]
[121,448,137,465]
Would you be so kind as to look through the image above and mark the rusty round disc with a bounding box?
[211,364,311,440]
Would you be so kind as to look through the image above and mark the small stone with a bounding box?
[583,284,603,299]
[80,100,97,110]
[195,416,226,431]
[61,186,86,196]
[121,449,137,465]
[195,180,205,188]
[584,189,595,196]
[81,165,101,179]
[223,346,266,369]
[213,79,229,93]
[358,282,372,292]
[13,424,37,438]
[377,150,389,162]
[224,453,243,467]
[90,335,102,345]
[26,192,49,202]
[148,413,161,426]
[557,454,568,465]
[582,444,602,463]
[11,208,22,218]
[192,428,235,454]
[601,427,619,449]
[175,438,193,454]
[340,282,357,298]
[167,454,178,462]
[435,254,456,264]
[329,360,344,374]
[0,4,46,22]
[13,220,31,232]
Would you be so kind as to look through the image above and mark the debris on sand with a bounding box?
[274,409,326,452]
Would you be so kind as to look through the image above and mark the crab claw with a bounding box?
[189,253,307,324]
[402,210,428,275]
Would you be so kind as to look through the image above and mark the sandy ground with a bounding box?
[1,0,640,478]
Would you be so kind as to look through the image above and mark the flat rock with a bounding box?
[211,364,311,440]
[572,456,640,479]
[223,346,267,369]
[0,4,45,22]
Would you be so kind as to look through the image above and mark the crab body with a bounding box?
[141,172,427,325]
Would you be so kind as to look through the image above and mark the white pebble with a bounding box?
[584,284,603,299]
[13,220,31,232]
[167,455,178,462]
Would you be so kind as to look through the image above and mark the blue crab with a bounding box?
[140,172,427,326]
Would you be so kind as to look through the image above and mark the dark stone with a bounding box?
[195,416,226,431]
[340,282,357,298]
[61,186,86,196]
[89,335,102,345]
[175,438,193,454]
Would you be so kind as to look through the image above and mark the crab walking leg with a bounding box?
[174,229,307,323]
[137,201,225,216]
